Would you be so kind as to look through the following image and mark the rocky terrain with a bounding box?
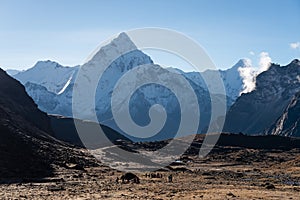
[1,133,299,199]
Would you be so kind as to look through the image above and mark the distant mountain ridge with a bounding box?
[7,33,248,141]
[182,58,249,102]
[12,58,246,119]
[6,33,299,139]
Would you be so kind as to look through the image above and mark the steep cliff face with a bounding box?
[0,69,53,134]
[267,91,300,137]
[223,59,300,135]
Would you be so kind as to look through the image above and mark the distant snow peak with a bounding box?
[35,60,60,68]
[243,58,252,67]
[238,52,272,94]
[235,58,252,68]
[86,32,138,64]
[13,60,79,94]
[109,32,137,51]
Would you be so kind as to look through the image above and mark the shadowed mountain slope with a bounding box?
[0,69,97,180]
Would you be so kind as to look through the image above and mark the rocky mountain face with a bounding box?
[24,82,59,113]
[0,69,97,179]
[223,59,300,136]
[9,33,246,141]
[266,91,300,137]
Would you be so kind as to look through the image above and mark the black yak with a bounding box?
[120,172,140,184]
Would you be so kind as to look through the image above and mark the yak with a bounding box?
[120,172,140,184]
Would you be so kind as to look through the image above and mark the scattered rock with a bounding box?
[202,172,211,176]
[47,185,65,192]
[204,176,216,180]
[265,183,276,189]
[65,163,84,170]
[236,172,244,178]
[227,192,236,197]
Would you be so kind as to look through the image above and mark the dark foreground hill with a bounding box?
[50,115,131,148]
[0,69,97,180]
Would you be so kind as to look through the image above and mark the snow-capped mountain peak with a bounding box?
[229,58,252,70]
[34,60,61,69]
[86,32,138,65]
[13,61,79,94]
[8,32,255,141]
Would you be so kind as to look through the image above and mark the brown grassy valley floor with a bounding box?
[1,134,300,200]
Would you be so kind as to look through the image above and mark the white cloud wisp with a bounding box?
[238,52,272,94]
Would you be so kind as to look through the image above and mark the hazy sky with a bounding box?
[1,0,300,71]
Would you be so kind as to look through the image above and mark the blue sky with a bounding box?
[1,0,300,71]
